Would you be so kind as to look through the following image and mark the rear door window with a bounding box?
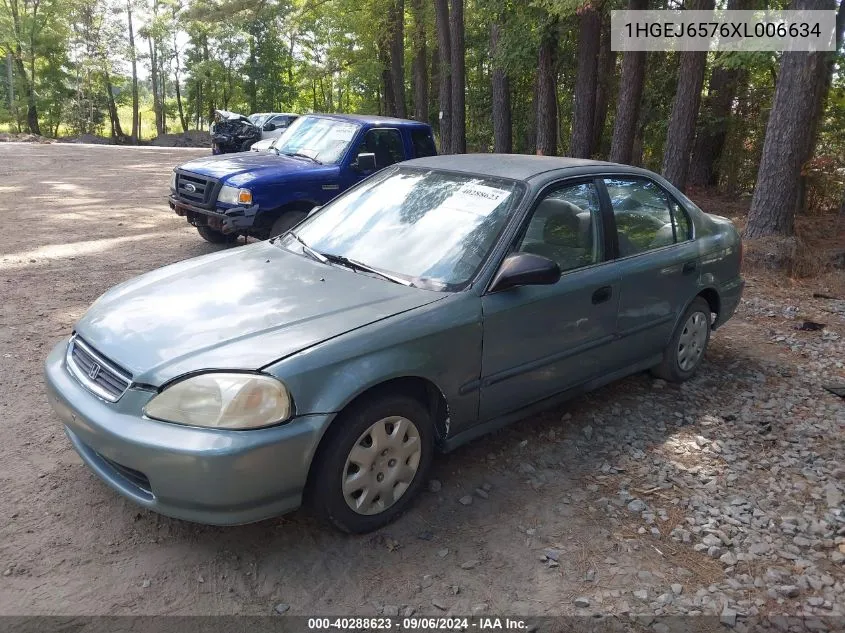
[411,129,437,158]
[603,178,691,257]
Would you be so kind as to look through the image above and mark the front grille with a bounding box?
[175,171,218,208]
[66,336,132,402]
[98,453,152,495]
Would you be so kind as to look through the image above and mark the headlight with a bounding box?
[218,185,252,205]
[170,170,177,191]
[144,373,291,429]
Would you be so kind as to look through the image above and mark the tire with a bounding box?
[270,210,308,237]
[651,297,712,382]
[240,139,255,152]
[308,394,434,534]
[196,225,237,244]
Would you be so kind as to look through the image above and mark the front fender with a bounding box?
[264,293,483,437]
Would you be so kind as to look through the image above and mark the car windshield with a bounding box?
[271,116,360,164]
[285,167,522,291]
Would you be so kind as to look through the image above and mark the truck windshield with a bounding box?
[271,116,360,164]
[288,166,523,291]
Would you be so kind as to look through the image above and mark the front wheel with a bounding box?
[270,211,308,238]
[196,225,237,244]
[308,394,434,533]
[651,297,712,382]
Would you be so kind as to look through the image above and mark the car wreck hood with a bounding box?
[73,242,443,386]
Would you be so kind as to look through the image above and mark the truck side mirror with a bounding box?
[263,122,276,132]
[353,153,377,172]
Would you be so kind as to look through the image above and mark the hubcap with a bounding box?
[677,311,708,371]
[342,416,422,515]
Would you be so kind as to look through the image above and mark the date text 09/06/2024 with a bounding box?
[307,617,530,630]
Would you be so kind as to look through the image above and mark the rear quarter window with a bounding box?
[411,129,437,158]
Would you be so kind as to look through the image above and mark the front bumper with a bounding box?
[169,195,260,234]
[44,340,331,525]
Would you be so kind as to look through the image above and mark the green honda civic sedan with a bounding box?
[44,154,743,533]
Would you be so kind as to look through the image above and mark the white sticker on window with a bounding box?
[440,183,512,216]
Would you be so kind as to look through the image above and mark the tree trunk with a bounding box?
[661,0,714,191]
[377,36,395,116]
[609,0,648,164]
[745,0,836,238]
[388,0,406,118]
[410,0,428,122]
[127,3,139,142]
[491,22,512,153]
[105,73,125,141]
[247,34,257,114]
[592,17,616,158]
[148,38,162,136]
[434,0,452,153]
[429,43,439,125]
[687,61,746,188]
[12,55,39,135]
[688,0,750,187]
[173,43,187,132]
[449,0,466,153]
[570,7,601,158]
[795,0,845,211]
[536,18,558,156]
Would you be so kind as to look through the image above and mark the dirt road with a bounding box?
[1,143,842,619]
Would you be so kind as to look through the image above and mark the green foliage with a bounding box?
[0,0,842,216]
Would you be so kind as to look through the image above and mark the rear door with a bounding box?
[600,177,698,365]
[479,179,621,420]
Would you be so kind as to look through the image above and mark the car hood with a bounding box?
[179,152,338,186]
[74,242,443,386]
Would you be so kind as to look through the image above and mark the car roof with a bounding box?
[403,153,651,181]
[308,113,430,127]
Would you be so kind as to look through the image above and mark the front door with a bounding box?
[601,177,700,365]
[340,127,406,191]
[479,180,621,420]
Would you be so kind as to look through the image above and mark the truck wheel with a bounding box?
[270,211,308,237]
[240,139,255,152]
[196,225,237,244]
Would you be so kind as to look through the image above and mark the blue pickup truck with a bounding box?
[169,113,438,243]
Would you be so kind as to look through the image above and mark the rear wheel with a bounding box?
[270,211,308,238]
[196,225,237,244]
[652,297,711,382]
[308,394,434,534]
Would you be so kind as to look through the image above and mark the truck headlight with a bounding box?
[218,185,252,205]
[144,373,292,429]
[170,170,177,192]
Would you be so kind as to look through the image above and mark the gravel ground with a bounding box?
[0,144,843,627]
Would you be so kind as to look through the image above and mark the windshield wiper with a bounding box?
[279,231,328,264]
[320,253,413,287]
[283,151,322,165]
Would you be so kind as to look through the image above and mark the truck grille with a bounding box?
[66,336,132,403]
[175,171,219,208]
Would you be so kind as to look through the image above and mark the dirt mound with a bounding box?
[55,133,112,144]
[0,132,53,143]
[150,130,210,148]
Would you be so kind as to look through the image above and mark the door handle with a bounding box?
[592,286,612,305]
[682,261,697,275]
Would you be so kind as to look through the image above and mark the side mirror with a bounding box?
[263,122,276,132]
[353,152,377,172]
[308,205,322,217]
[489,252,561,292]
